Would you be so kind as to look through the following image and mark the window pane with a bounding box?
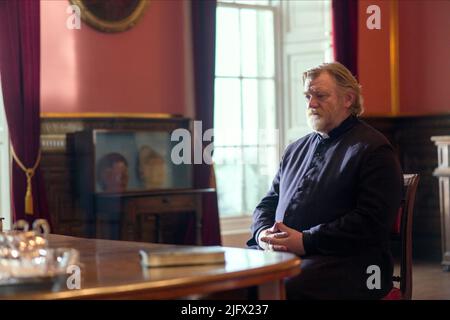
[242,145,278,214]
[242,79,276,145]
[214,145,277,217]
[235,0,269,5]
[216,7,241,77]
[214,147,243,216]
[241,9,274,77]
[243,163,261,214]
[214,78,242,146]
[215,2,280,218]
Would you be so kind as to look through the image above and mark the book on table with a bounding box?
[139,246,226,267]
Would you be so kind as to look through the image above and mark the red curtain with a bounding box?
[191,0,221,245]
[332,0,359,77]
[0,0,49,225]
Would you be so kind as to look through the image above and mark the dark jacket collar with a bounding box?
[316,115,358,140]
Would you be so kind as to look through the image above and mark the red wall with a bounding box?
[41,0,188,115]
[42,1,450,117]
[398,0,450,115]
[358,0,392,116]
[358,0,450,116]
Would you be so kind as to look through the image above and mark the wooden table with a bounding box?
[0,235,301,299]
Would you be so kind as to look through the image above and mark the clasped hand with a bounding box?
[258,221,305,256]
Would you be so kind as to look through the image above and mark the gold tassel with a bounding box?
[25,169,34,215]
[25,189,33,215]
[10,146,41,217]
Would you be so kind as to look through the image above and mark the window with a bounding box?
[214,0,332,218]
[280,0,332,144]
[214,0,279,217]
[0,75,11,230]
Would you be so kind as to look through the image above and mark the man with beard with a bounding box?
[247,62,403,299]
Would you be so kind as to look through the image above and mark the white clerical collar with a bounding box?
[316,131,330,139]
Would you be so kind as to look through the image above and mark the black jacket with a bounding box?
[247,115,403,299]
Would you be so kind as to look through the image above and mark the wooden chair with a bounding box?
[383,174,420,300]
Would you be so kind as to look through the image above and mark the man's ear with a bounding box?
[343,91,355,109]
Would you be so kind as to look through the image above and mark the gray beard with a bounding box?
[306,115,324,132]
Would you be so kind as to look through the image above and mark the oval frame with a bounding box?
[69,0,149,33]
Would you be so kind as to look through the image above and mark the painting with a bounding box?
[96,152,129,192]
[137,145,167,189]
[94,130,192,193]
[70,0,149,33]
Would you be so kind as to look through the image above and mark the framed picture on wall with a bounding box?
[69,0,149,33]
[73,129,193,194]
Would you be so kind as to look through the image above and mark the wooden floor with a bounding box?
[411,260,450,300]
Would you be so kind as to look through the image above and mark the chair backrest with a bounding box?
[391,174,420,300]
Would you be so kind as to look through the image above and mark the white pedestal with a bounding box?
[431,136,450,271]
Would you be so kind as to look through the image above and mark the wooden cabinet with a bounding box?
[94,189,214,245]
[68,122,206,245]
[40,115,212,244]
